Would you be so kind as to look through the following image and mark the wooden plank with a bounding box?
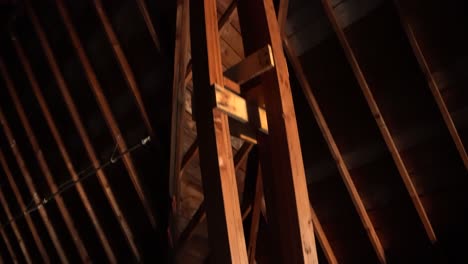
[322,0,437,243]
[215,84,268,132]
[135,0,160,52]
[0,59,69,263]
[185,143,254,262]
[0,190,20,264]
[55,0,157,230]
[223,76,241,93]
[224,45,274,85]
[184,0,238,86]
[180,138,199,175]
[217,0,237,34]
[0,150,49,262]
[283,38,387,263]
[277,0,290,35]
[24,2,142,260]
[191,0,248,260]
[393,0,468,171]
[93,0,154,136]
[0,188,32,263]
[169,0,190,220]
[237,0,318,262]
[13,34,116,263]
[309,205,338,264]
[247,168,263,263]
[215,84,248,122]
[11,37,91,263]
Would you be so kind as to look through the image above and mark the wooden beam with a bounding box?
[174,141,252,255]
[277,0,289,35]
[135,0,161,52]
[309,205,338,264]
[0,59,69,263]
[25,2,142,260]
[224,45,274,85]
[322,0,437,243]
[12,34,116,263]
[180,138,199,175]
[247,168,263,263]
[0,190,20,264]
[11,37,90,263]
[0,150,49,262]
[93,0,154,136]
[191,0,250,258]
[184,0,238,87]
[282,38,387,263]
[217,0,237,32]
[176,1,241,181]
[237,0,318,261]
[393,0,468,171]
[169,0,190,209]
[55,0,157,230]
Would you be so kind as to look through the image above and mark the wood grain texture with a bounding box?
[190,0,248,262]
[12,34,116,263]
[11,37,91,263]
[238,0,318,262]
[0,59,68,263]
[283,37,386,263]
[321,0,436,244]
[25,2,141,260]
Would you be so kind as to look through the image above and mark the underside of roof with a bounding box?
[0,0,467,263]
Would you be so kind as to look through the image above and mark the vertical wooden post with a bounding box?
[0,197,19,263]
[169,0,190,219]
[321,0,436,243]
[190,0,248,262]
[393,1,468,171]
[11,35,90,263]
[237,0,318,262]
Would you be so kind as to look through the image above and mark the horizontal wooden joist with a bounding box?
[224,45,275,85]
[214,84,268,134]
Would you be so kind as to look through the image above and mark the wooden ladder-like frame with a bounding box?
[189,0,318,262]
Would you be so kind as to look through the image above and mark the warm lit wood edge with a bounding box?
[224,45,274,85]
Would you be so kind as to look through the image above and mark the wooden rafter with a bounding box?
[25,2,141,260]
[321,0,436,243]
[393,0,468,171]
[283,38,386,263]
[0,190,21,263]
[93,0,154,137]
[54,0,157,230]
[135,0,161,52]
[12,34,116,263]
[175,142,253,253]
[0,150,48,262]
[169,0,190,205]
[0,60,69,263]
[11,35,92,263]
[237,0,318,261]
